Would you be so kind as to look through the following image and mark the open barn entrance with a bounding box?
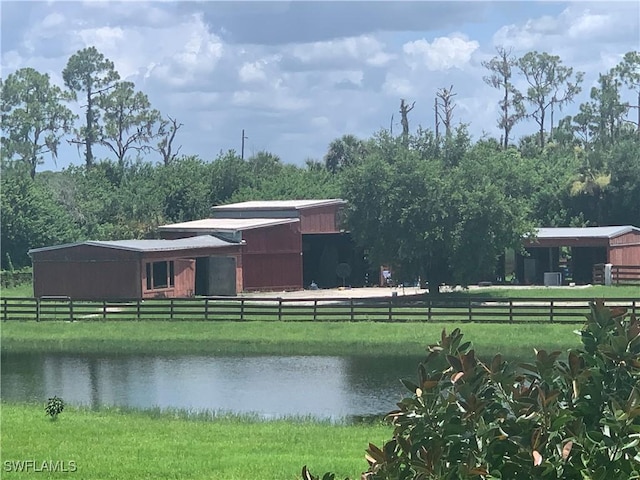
[517,246,607,285]
[195,256,237,296]
[302,233,373,288]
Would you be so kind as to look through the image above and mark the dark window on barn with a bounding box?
[146,261,175,290]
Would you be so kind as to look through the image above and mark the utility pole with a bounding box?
[241,129,248,160]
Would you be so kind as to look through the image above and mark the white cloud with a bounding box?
[327,70,364,88]
[231,87,311,113]
[403,34,479,71]
[41,12,65,29]
[492,3,638,53]
[567,11,613,39]
[290,35,394,67]
[78,26,125,53]
[146,14,224,87]
[239,61,267,83]
[382,74,415,97]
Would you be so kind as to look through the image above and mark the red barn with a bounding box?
[29,236,243,299]
[520,226,640,285]
[158,199,369,291]
[158,218,302,293]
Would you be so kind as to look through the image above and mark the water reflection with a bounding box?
[1,353,421,419]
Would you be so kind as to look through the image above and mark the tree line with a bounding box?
[1,47,639,284]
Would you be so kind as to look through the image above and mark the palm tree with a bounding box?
[323,134,367,173]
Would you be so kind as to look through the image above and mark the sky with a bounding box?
[1,1,639,172]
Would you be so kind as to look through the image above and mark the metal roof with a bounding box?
[29,235,242,255]
[211,199,346,211]
[532,226,640,240]
[158,217,299,232]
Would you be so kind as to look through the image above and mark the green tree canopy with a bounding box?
[1,67,75,178]
[63,46,120,168]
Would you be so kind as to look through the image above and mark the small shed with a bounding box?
[29,236,243,299]
[158,218,302,292]
[521,225,640,284]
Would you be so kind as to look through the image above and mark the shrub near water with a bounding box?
[305,301,640,479]
[45,396,65,420]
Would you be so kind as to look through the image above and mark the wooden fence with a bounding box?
[593,264,640,286]
[1,296,637,324]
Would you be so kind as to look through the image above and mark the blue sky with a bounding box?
[1,1,639,172]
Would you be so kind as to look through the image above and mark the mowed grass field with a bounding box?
[1,403,390,480]
[3,283,632,357]
[0,319,583,358]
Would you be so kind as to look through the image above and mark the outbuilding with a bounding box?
[159,199,372,290]
[519,225,640,285]
[29,236,243,299]
[158,217,303,293]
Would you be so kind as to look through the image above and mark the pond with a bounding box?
[1,353,423,420]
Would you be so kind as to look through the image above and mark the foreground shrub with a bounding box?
[45,396,65,420]
[304,301,640,479]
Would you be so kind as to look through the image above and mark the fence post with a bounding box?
[36,297,41,322]
[240,299,245,321]
[350,298,354,322]
[509,300,514,324]
[549,300,554,323]
[388,298,392,322]
[136,299,141,321]
[205,298,209,321]
[313,299,318,322]
[426,298,431,322]
[468,300,472,323]
[102,300,107,321]
[69,299,74,323]
[170,299,174,321]
[278,298,282,322]
[2,298,7,322]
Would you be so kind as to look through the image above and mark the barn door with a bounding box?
[207,256,237,296]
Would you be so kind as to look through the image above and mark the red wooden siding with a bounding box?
[242,223,301,253]
[241,222,303,290]
[299,205,342,233]
[33,260,140,300]
[608,231,640,265]
[242,253,303,291]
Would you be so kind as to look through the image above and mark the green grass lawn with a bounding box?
[0,320,582,358]
[0,283,33,297]
[445,285,639,299]
[1,403,389,480]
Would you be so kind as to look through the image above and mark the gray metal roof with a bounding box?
[533,226,640,239]
[158,217,299,232]
[29,235,241,255]
[211,199,346,211]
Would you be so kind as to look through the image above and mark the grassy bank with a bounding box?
[1,403,389,479]
[0,320,581,358]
